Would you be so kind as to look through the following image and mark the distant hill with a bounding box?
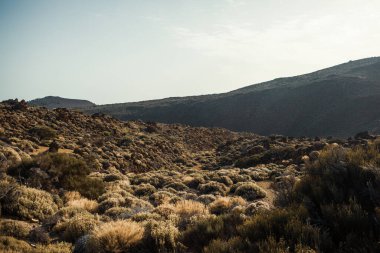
[29,96,95,109]
[82,57,380,137]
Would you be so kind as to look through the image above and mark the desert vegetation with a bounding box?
[0,100,379,252]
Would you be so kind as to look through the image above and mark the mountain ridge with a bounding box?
[29,96,95,109]
[80,57,380,137]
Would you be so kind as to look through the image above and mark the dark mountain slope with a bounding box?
[29,96,95,109]
[82,57,380,137]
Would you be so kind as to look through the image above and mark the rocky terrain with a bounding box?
[81,57,380,137]
[29,96,95,109]
[0,99,379,253]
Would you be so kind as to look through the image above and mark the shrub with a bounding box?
[174,200,209,220]
[104,207,133,220]
[196,194,217,205]
[209,197,246,215]
[164,182,189,191]
[9,153,105,199]
[203,237,245,253]
[29,226,50,244]
[234,182,266,201]
[198,181,228,195]
[0,236,32,252]
[33,242,72,253]
[133,183,156,197]
[67,198,98,213]
[63,191,82,203]
[0,219,32,239]
[86,221,144,253]
[210,175,234,187]
[3,185,58,221]
[238,207,321,252]
[28,126,57,140]
[181,215,224,252]
[98,197,124,213]
[53,213,99,242]
[149,191,178,206]
[143,220,180,253]
[154,204,176,219]
[131,212,162,223]
[183,176,205,189]
[245,201,270,215]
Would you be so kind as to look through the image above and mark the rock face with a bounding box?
[81,57,380,137]
[29,96,95,109]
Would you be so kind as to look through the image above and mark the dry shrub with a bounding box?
[29,226,50,244]
[0,219,32,239]
[63,191,82,203]
[203,237,245,253]
[3,185,58,221]
[33,242,72,253]
[53,213,99,242]
[209,197,246,215]
[98,197,124,213]
[245,201,271,215]
[131,212,162,223]
[0,236,32,252]
[0,236,72,253]
[198,181,228,195]
[149,190,179,206]
[104,207,133,220]
[184,175,205,189]
[196,194,217,205]
[44,206,93,231]
[173,200,209,228]
[86,220,144,253]
[154,204,176,219]
[164,182,189,191]
[234,182,266,201]
[67,198,98,213]
[144,220,180,253]
[133,183,156,197]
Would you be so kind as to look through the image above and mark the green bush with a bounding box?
[2,185,58,221]
[28,126,57,140]
[9,153,105,199]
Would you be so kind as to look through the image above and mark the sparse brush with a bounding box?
[67,198,98,213]
[86,220,144,253]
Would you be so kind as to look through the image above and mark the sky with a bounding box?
[1,0,379,104]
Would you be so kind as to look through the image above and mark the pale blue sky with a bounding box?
[1,0,379,104]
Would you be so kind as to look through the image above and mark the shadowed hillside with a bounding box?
[82,57,380,137]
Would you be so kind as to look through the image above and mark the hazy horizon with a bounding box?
[1,0,380,104]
